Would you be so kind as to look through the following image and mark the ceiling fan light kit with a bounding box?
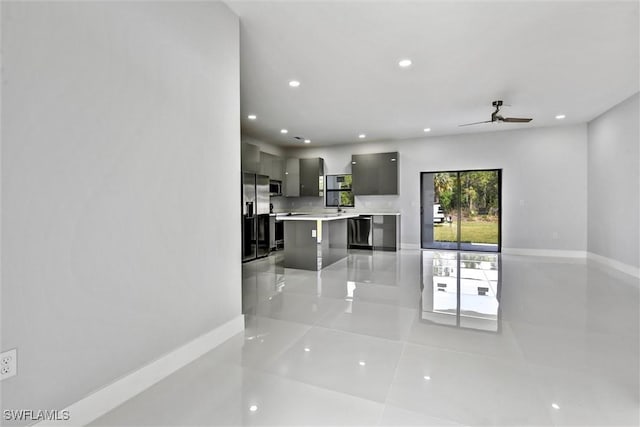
[459,100,533,127]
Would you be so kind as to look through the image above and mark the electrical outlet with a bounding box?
[1,348,17,380]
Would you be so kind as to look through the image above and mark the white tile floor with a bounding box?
[92,250,640,426]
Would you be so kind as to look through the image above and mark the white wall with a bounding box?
[587,93,640,269]
[287,125,588,252]
[1,0,241,416]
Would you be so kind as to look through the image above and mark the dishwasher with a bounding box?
[348,216,373,249]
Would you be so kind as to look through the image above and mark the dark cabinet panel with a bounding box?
[352,152,398,195]
[299,157,324,197]
[372,215,400,251]
[379,152,398,194]
[271,155,284,181]
[351,154,373,195]
[259,151,273,177]
[260,151,285,181]
[242,142,260,173]
[284,158,300,197]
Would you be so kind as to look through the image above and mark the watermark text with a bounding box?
[3,409,70,422]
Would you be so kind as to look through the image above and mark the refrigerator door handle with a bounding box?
[245,201,254,217]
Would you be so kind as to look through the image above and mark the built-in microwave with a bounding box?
[269,180,282,196]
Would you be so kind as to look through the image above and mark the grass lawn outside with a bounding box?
[434,220,499,244]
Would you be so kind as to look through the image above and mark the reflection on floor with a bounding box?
[92,250,640,426]
[422,251,501,332]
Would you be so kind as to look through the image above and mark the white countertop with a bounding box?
[274,212,400,218]
[353,212,401,216]
[277,213,361,221]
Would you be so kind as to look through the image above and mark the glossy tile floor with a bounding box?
[93,250,640,426]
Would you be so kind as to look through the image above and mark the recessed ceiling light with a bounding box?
[358,134,366,139]
[424,128,431,132]
[358,361,366,366]
[398,59,412,68]
[551,403,560,410]
[304,347,311,352]
[249,405,258,412]
[423,375,431,380]
[280,129,288,134]
[247,114,257,120]
[289,80,300,88]
[555,114,566,119]
[304,139,311,144]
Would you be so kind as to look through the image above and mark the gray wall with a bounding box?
[587,93,640,268]
[287,124,588,252]
[1,0,241,417]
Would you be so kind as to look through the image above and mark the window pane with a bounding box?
[326,174,354,207]
[340,190,354,206]
[458,170,500,251]
[341,175,352,189]
[327,174,352,190]
[326,191,341,206]
[326,190,354,207]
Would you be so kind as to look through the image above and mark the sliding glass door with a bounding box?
[421,170,501,252]
[421,172,459,249]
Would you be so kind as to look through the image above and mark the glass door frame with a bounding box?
[420,169,502,252]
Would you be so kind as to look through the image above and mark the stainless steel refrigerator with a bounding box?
[242,173,270,262]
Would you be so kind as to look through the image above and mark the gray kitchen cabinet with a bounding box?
[271,155,284,181]
[351,152,398,195]
[351,153,375,195]
[269,215,276,251]
[284,158,300,197]
[372,215,400,251]
[260,151,274,177]
[299,157,325,197]
[259,152,285,181]
[242,142,260,173]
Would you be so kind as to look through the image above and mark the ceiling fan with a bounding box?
[459,100,532,127]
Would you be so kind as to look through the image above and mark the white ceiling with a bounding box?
[226,1,639,147]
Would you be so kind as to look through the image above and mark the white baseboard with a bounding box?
[36,315,245,427]
[405,245,588,259]
[502,248,587,258]
[587,252,640,279]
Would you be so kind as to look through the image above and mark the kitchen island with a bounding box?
[278,213,360,270]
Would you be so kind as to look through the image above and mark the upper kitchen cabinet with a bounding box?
[284,158,300,197]
[259,152,284,181]
[241,142,260,174]
[351,152,398,195]
[260,151,273,177]
[300,157,325,197]
[271,155,284,181]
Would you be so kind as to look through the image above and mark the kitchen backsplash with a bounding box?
[271,195,401,213]
[269,196,288,212]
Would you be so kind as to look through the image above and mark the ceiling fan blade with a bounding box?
[458,120,493,127]
[502,117,532,123]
